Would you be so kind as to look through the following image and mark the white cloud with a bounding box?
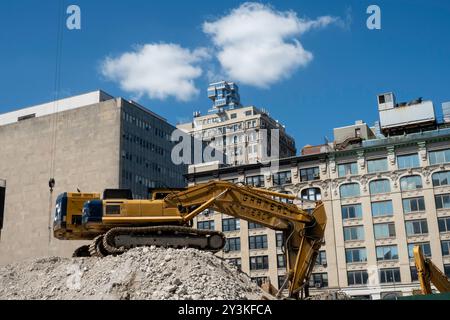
[101,43,209,101]
[203,2,340,88]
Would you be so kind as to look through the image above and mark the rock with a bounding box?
[165,285,177,293]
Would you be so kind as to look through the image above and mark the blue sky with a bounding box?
[1,0,449,150]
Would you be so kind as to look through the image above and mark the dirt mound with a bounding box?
[0,246,262,300]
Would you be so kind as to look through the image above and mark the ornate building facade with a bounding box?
[186,127,450,299]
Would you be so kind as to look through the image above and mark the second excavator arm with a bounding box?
[413,245,450,295]
[164,181,327,299]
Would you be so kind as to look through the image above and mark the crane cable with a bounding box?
[48,0,65,246]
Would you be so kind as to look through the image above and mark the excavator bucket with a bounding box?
[260,278,279,300]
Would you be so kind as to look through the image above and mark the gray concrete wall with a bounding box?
[0,99,121,265]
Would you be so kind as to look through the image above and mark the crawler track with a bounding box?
[85,226,226,257]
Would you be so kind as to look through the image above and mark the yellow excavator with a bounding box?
[53,180,326,299]
[413,245,450,295]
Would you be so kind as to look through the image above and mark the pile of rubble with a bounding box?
[0,247,263,300]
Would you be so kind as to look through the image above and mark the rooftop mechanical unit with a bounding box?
[377,92,436,136]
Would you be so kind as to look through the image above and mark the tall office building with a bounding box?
[177,81,296,166]
[0,91,186,265]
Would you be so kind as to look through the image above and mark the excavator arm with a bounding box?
[413,245,450,295]
[164,181,327,299]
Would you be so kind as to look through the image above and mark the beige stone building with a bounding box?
[0,91,186,265]
[185,94,450,299]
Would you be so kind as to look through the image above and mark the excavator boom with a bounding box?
[164,181,327,298]
[413,245,450,295]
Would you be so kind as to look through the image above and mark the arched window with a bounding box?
[340,183,360,198]
[400,175,423,191]
[301,188,321,201]
[369,179,391,195]
[432,171,450,187]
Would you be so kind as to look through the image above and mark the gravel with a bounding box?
[0,247,263,300]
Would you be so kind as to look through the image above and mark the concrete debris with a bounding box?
[306,290,352,300]
[0,247,263,300]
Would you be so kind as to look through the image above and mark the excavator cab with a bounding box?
[53,191,101,240]
[53,192,68,236]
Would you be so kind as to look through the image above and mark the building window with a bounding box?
[405,219,428,236]
[341,204,362,220]
[246,175,264,187]
[376,245,399,261]
[442,240,450,256]
[230,113,237,119]
[432,171,450,187]
[429,149,450,165]
[278,275,286,289]
[438,217,450,232]
[338,162,358,177]
[446,265,450,278]
[301,188,321,201]
[403,197,425,213]
[315,251,327,266]
[0,183,5,232]
[369,179,391,195]
[371,200,393,217]
[249,235,268,249]
[411,266,419,282]
[224,237,241,252]
[248,222,264,229]
[277,254,286,268]
[222,218,240,232]
[272,171,292,186]
[249,256,269,270]
[347,271,368,286]
[273,191,294,204]
[343,226,365,241]
[397,154,420,169]
[408,242,431,259]
[346,248,367,263]
[197,220,215,230]
[309,273,328,288]
[300,167,320,182]
[367,158,388,173]
[276,232,284,248]
[251,277,267,287]
[400,175,423,191]
[374,223,396,239]
[340,183,361,198]
[227,258,241,270]
[379,268,401,283]
[435,194,450,210]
